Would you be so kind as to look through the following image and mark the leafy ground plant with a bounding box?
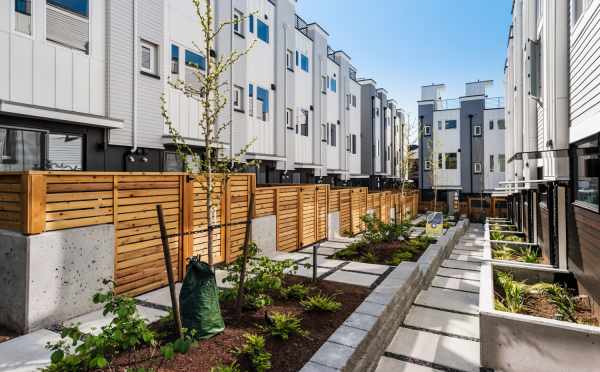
[301,293,342,312]
[222,242,299,309]
[211,362,241,372]
[280,283,310,301]
[43,284,195,372]
[494,271,527,313]
[263,312,309,340]
[492,244,541,264]
[236,333,271,372]
[530,283,578,322]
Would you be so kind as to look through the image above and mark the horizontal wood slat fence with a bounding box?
[0,171,417,297]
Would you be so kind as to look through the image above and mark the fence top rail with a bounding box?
[256,184,330,191]
[0,171,257,177]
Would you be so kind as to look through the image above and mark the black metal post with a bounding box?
[312,243,319,282]
[157,204,183,339]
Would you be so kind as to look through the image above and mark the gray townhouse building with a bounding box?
[0,0,408,186]
[418,81,506,210]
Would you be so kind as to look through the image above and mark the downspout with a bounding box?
[469,114,474,193]
[130,0,138,156]
[283,23,288,175]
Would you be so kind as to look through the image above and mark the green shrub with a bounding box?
[301,293,342,312]
[495,272,526,313]
[490,230,504,241]
[361,214,410,243]
[504,235,524,243]
[280,284,310,301]
[386,250,413,265]
[333,242,363,260]
[264,312,308,340]
[211,362,241,372]
[236,333,271,372]
[530,283,577,323]
[223,242,298,309]
[361,251,378,264]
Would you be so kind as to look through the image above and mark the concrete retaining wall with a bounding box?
[0,225,115,333]
[300,218,470,372]
[251,215,277,258]
[480,261,600,372]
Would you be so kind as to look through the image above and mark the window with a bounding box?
[424,160,432,171]
[47,133,83,170]
[321,124,327,142]
[346,94,351,109]
[321,76,327,93]
[387,146,391,161]
[257,19,269,43]
[248,84,254,117]
[445,120,457,129]
[573,0,593,26]
[528,39,542,98]
[330,79,337,93]
[300,110,309,136]
[376,108,380,117]
[256,87,269,121]
[185,50,206,71]
[424,125,432,136]
[351,135,357,154]
[140,40,158,75]
[249,14,254,33]
[489,120,494,130]
[473,125,482,136]
[498,119,506,129]
[438,121,442,130]
[286,49,294,70]
[438,153,443,169]
[352,95,357,107]
[300,54,309,72]
[489,154,495,172]
[185,50,205,91]
[330,125,337,147]
[15,0,32,35]
[349,67,357,81]
[0,128,44,171]
[573,135,599,210]
[233,9,244,36]
[446,153,457,169]
[286,108,293,129]
[171,44,179,74]
[233,85,244,112]
[499,154,506,172]
[46,0,89,52]
[473,162,482,174]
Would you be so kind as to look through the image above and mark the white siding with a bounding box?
[326,58,340,171]
[348,80,362,175]
[484,109,506,192]
[432,109,461,188]
[294,30,313,165]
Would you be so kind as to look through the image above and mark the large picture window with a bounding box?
[573,135,599,210]
[0,128,44,171]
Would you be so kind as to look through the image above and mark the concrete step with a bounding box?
[441,259,481,272]
[436,267,480,281]
[451,249,482,257]
[431,276,480,294]
[448,253,483,263]
[342,261,390,275]
[415,287,479,315]
[386,327,480,372]
[324,270,379,287]
[375,356,441,372]
[0,329,61,372]
[404,305,479,339]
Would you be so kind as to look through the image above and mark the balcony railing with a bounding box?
[485,97,505,109]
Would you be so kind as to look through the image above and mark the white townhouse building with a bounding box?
[418,81,506,208]
[504,0,600,317]
[0,0,408,186]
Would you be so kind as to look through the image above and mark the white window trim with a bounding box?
[424,125,432,136]
[140,40,158,75]
[13,0,34,37]
[424,160,432,171]
[233,9,244,36]
[233,85,244,111]
[473,125,482,136]
[286,49,294,71]
[473,162,482,174]
[286,108,293,129]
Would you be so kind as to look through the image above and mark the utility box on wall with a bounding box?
[0,224,115,334]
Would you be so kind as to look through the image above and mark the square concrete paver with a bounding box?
[320,241,350,249]
[437,267,480,281]
[136,283,183,307]
[324,270,379,287]
[448,254,482,262]
[290,264,332,279]
[452,249,482,257]
[375,356,439,372]
[442,259,481,272]
[0,329,61,372]
[386,327,480,372]
[415,287,479,315]
[299,255,345,269]
[64,305,168,335]
[272,252,311,262]
[343,261,390,275]
[432,276,480,294]
[404,306,479,339]
[300,246,340,256]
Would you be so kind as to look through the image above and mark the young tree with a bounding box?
[161,0,256,268]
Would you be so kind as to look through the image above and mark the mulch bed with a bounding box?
[523,293,600,326]
[0,326,18,344]
[331,238,435,266]
[111,276,370,371]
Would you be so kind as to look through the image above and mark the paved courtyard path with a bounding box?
[375,224,485,372]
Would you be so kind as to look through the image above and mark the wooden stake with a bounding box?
[157,204,183,339]
[235,192,255,319]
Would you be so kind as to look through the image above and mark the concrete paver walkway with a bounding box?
[375,224,484,372]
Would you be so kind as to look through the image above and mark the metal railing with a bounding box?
[485,97,505,109]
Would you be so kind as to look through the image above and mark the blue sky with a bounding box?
[296,0,512,133]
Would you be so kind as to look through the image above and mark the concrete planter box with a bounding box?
[480,262,600,372]
[301,219,469,372]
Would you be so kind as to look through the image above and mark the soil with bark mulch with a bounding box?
[110,276,370,371]
[331,238,435,266]
[523,293,599,326]
[0,326,18,344]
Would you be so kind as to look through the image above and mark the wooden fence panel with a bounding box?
[224,174,255,262]
[276,187,300,252]
[339,189,352,235]
[0,174,26,232]
[255,188,275,217]
[300,186,316,247]
[316,186,328,241]
[351,188,367,234]
[329,189,340,212]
